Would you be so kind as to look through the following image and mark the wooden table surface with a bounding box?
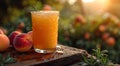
[6,45,88,66]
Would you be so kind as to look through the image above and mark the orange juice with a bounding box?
[31,11,59,53]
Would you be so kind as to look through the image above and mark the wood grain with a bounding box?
[6,45,88,66]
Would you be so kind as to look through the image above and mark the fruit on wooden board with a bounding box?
[0,34,10,52]
[13,33,33,52]
[9,31,21,45]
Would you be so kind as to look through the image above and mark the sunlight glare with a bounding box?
[68,0,77,5]
[82,0,95,3]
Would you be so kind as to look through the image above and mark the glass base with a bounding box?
[34,46,63,54]
[34,48,56,53]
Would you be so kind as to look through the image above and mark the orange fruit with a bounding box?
[74,15,86,26]
[0,34,10,52]
[84,32,90,40]
[102,33,110,40]
[99,25,106,32]
[43,5,52,11]
[106,37,116,46]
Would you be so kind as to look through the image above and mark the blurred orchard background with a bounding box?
[0,0,120,64]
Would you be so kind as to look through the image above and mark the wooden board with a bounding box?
[5,45,88,66]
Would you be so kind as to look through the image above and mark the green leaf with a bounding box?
[81,48,110,66]
[0,54,16,65]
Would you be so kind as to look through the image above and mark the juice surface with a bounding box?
[31,11,59,50]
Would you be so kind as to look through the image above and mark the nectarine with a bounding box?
[13,33,33,52]
[43,5,52,11]
[84,32,90,40]
[102,33,110,41]
[106,37,116,46]
[9,31,21,45]
[74,15,86,25]
[99,25,106,32]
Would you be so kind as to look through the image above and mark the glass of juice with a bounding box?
[31,11,59,53]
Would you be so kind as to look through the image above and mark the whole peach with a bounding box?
[102,33,110,41]
[99,25,106,32]
[106,37,116,46]
[84,32,90,40]
[0,34,10,52]
[43,5,52,11]
[75,15,86,24]
[9,31,21,45]
[13,33,33,52]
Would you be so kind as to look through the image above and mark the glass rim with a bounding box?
[31,11,59,14]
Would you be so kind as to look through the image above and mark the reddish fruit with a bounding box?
[99,25,106,32]
[0,34,10,52]
[13,33,33,52]
[106,37,116,46]
[84,32,90,40]
[43,5,52,11]
[102,33,110,40]
[73,15,86,26]
[9,31,21,45]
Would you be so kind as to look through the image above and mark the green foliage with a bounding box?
[79,48,112,66]
[0,54,16,66]
[58,13,120,64]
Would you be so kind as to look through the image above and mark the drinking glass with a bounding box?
[31,11,59,53]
